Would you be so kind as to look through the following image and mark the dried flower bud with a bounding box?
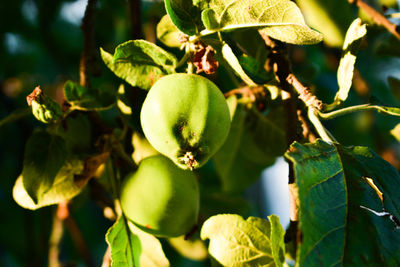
[191,41,219,75]
[27,86,63,123]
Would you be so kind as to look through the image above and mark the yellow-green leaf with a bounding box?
[203,0,323,45]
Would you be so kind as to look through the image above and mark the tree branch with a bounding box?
[349,0,400,41]
[129,0,143,39]
[48,205,65,267]
[80,0,98,87]
[61,202,96,267]
[261,34,323,226]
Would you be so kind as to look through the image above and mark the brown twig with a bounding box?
[224,86,265,101]
[48,205,65,267]
[349,0,400,41]
[61,202,96,267]
[286,74,323,110]
[80,0,98,87]
[261,34,322,225]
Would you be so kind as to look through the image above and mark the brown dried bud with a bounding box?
[26,86,63,123]
[192,40,219,75]
[178,33,189,44]
[26,86,43,106]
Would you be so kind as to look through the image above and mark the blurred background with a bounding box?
[1,0,400,266]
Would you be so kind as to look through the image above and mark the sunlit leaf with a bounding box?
[335,18,367,103]
[131,131,159,164]
[128,222,170,267]
[391,123,400,143]
[13,159,84,210]
[201,214,285,267]
[101,40,177,90]
[221,43,256,86]
[203,0,323,45]
[156,15,182,48]
[168,236,208,261]
[296,0,353,47]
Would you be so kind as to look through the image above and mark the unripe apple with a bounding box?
[120,155,199,237]
[140,73,230,170]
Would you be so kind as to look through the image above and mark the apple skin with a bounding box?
[120,155,200,237]
[140,73,231,170]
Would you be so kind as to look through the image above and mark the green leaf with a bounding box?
[106,217,138,267]
[221,43,257,86]
[131,131,159,164]
[230,29,270,63]
[28,87,63,124]
[203,0,322,45]
[13,159,84,210]
[389,76,400,100]
[22,131,68,204]
[238,55,273,85]
[63,80,116,111]
[335,19,367,103]
[47,113,92,154]
[201,9,220,30]
[156,15,182,48]
[168,236,208,261]
[101,40,177,90]
[285,140,400,266]
[296,0,354,47]
[200,191,251,219]
[213,104,286,193]
[200,214,285,267]
[128,222,170,267]
[164,0,204,35]
[391,123,400,142]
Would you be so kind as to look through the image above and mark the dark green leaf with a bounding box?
[285,140,400,266]
[13,159,84,210]
[200,191,251,218]
[201,214,285,267]
[101,40,177,90]
[239,55,273,84]
[22,131,68,204]
[213,104,286,193]
[204,0,322,45]
[230,29,270,63]
[106,217,138,267]
[47,113,92,154]
[63,80,116,111]
[164,0,204,35]
[389,76,400,100]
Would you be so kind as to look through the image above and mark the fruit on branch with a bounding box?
[120,155,200,237]
[141,73,231,170]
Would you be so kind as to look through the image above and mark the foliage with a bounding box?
[1,0,400,266]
